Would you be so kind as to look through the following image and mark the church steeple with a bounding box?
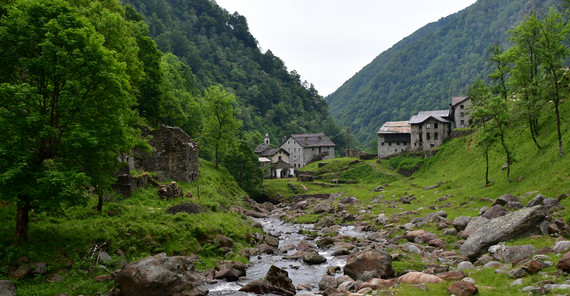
[264,133,270,145]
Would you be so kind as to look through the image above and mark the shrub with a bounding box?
[166,203,205,215]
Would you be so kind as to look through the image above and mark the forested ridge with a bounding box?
[326,0,558,145]
[122,0,345,149]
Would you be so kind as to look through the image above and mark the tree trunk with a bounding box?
[97,193,103,212]
[529,118,541,149]
[556,101,563,157]
[15,201,30,241]
[484,148,489,185]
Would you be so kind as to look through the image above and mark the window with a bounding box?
[434,132,439,140]
[419,134,423,142]
[288,140,290,144]
[430,144,435,147]
[460,105,464,109]
[278,156,282,161]
[388,142,392,146]
[397,142,400,146]
[426,123,431,129]
[434,122,438,129]
[460,112,464,117]
[426,133,431,140]
[461,120,465,126]
[381,142,384,146]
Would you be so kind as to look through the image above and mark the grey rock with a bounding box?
[453,216,472,231]
[507,267,528,279]
[343,249,394,281]
[552,241,570,254]
[115,253,207,296]
[457,261,474,270]
[502,245,537,263]
[543,198,560,208]
[0,280,16,296]
[339,196,358,204]
[98,251,113,265]
[526,194,545,207]
[481,204,507,219]
[461,216,490,238]
[319,274,337,290]
[459,206,547,261]
[264,265,295,294]
[510,279,523,286]
[303,251,327,265]
[493,194,518,206]
[482,261,503,269]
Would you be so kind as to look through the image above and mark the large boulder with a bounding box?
[115,253,207,296]
[460,206,547,261]
[343,249,394,281]
[556,250,570,272]
[264,265,296,295]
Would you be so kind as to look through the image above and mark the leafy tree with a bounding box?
[508,12,543,149]
[469,79,498,185]
[221,141,265,198]
[537,7,568,157]
[200,85,242,168]
[0,0,141,240]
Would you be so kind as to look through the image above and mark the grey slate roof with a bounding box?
[377,121,411,134]
[451,96,470,106]
[286,133,335,147]
[254,144,288,157]
[409,110,451,124]
[271,159,293,169]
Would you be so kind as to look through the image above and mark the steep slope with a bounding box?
[326,0,556,144]
[123,0,345,150]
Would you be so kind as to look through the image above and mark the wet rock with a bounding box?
[319,274,337,290]
[343,249,394,281]
[264,265,296,294]
[316,237,335,248]
[460,206,547,261]
[115,253,207,296]
[0,280,16,296]
[239,279,294,296]
[303,251,327,265]
[315,217,335,228]
[556,250,570,272]
[398,272,443,284]
[262,234,280,248]
[214,261,246,282]
[447,281,478,296]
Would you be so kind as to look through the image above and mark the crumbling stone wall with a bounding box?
[135,125,199,183]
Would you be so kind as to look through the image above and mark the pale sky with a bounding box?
[215,0,477,96]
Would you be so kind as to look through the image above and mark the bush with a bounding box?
[166,202,205,215]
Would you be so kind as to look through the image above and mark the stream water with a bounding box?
[207,216,354,295]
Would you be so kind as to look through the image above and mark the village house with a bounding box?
[254,134,294,178]
[377,121,411,158]
[450,96,472,128]
[280,133,335,169]
[409,110,452,151]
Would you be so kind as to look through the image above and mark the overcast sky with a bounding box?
[215,0,477,96]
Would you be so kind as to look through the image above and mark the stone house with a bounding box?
[280,133,335,169]
[254,134,294,178]
[377,121,411,158]
[409,110,452,151]
[450,96,472,128]
[134,125,199,182]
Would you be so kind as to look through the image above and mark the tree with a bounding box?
[537,7,567,157]
[487,47,515,182]
[508,12,543,149]
[200,85,242,168]
[221,141,264,198]
[0,0,141,240]
[469,79,498,185]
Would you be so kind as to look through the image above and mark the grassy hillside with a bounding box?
[267,99,570,222]
[0,160,259,295]
[326,0,558,144]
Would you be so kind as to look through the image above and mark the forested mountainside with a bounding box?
[122,0,345,149]
[326,0,557,144]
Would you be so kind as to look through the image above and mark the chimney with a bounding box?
[304,137,309,146]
